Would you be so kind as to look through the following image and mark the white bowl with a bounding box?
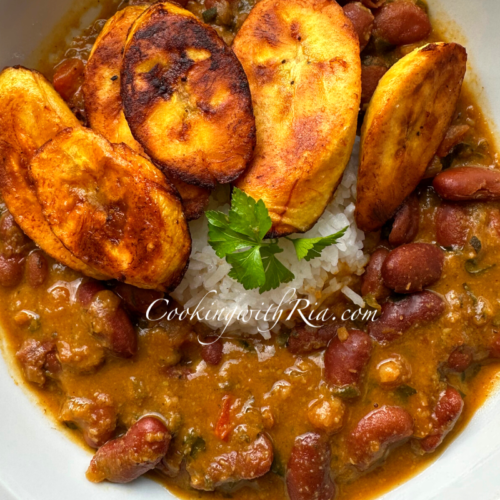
[0,1,499,499]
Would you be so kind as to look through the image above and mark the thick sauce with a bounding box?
[1,1,500,499]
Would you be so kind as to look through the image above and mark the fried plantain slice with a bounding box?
[84,4,210,221]
[233,0,361,237]
[355,42,467,232]
[29,127,191,291]
[0,66,109,279]
[121,1,255,189]
[85,4,148,155]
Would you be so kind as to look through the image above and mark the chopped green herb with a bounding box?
[276,330,290,348]
[271,452,286,477]
[202,7,217,23]
[207,188,348,293]
[463,283,478,305]
[415,0,429,13]
[286,228,347,262]
[237,339,256,352]
[183,430,206,459]
[190,436,206,458]
[334,385,360,399]
[492,312,500,327]
[394,384,417,400]
[465,259,496,275]
[469,236,482,254]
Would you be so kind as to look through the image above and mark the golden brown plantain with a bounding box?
[84,4,211,221]
[0,66,109,279]
[29,127,191,291]
[85,4,148,155]
[121,1,255,189]
[232,0,361,238]
[355,42,467,232]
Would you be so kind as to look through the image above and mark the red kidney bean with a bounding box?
[433,167,500,201]
[61,394,117,448]
[343,2,374,51]
[0,254,24,287]
[435,203,468,248]
[77,280,106,308]
[44,350,61,376]
[191,434,274,490]
[447,346,473,373]
[348,406,413,470]
[389,194,419,247]
[489,334,500,359]
[161,364,193,380]
[488,209,500,239]
[53,58,85,102]
[415,386,463,453]
[232,434,274,481]
[287,322,339,354]
[201,337,223,365]
[324,330,372,390]
[436,124,470,158]
[78,281,137,358]
[87,416,171,483]
[26,250,48,287]
[368,291,446,343]
[361,248,391,302]
[0,212,28,255]
[286,433,336,500]
[382,243,444,294]
[16,339,58,386]
[361,64,387,106]
[113,282,164,315]
[88,291,137,358]
[373,0,431,46]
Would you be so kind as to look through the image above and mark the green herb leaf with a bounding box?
[469,236,482,254]
[464,258,496,275]
[237,339,256,352]
[463,283,478,305]
[206,189,349,293]
[190,436,206,458]
[394,384,417,400]
[259,245,294,293]
[227,246,266,290]
[206,219,255,258]
[288,227,348,261]
[229,188,272,242]
[271,452,286,477]
[334,385,360,399]
[492,313,500,327]
[202,7,217,23]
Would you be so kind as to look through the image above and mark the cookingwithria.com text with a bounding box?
[145,288,377,334]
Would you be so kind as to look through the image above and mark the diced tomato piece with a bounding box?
[215,395,233,441]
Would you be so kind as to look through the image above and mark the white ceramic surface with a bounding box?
[0,1,499,499]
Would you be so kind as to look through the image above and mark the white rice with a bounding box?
[172,139,368,337]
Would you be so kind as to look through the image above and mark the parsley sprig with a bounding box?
[206,188,348,293]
